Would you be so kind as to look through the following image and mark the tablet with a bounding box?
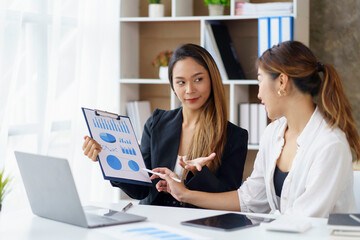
[181,213,273,231]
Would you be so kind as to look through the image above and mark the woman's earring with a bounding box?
[278,90,286,96]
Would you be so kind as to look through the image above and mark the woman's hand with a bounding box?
[179,153,216,174]
[82,136,102,162]
[151,167,188,202]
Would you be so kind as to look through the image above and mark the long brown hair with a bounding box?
[257,41,360,161]
[168,43,228,172]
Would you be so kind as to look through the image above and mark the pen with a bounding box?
[122,202,133,212]
[349,214,360,223]
[142,168,181,183]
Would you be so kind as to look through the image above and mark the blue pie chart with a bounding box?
[128,160,139,172]
[107,155,122,170]
[99,132,116,143]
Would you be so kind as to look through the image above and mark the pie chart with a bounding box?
[128,160,139,172]
[107,155,122,170]
[100,132,116,143]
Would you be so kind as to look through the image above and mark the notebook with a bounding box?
[14,151,146,228]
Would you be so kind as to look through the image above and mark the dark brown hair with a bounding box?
[257,41,360,160]
[168,43,228,172]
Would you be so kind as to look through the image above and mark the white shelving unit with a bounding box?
[118,0,309,156]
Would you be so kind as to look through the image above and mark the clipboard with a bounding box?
[82,107,152,186]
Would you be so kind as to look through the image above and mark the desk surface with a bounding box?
[0,200,333,240]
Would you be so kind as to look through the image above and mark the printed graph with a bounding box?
[106,155,122,170]
[119,138,131,144]
[92,117,130,134]
[83,108,151,184]
[99,132,116,143]
[120,146,136,156]
[123,227,192,240]
[106,156,140,172]
[101,145,118,152]
[128,160,139,172]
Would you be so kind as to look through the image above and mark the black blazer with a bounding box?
[111,108,248,207]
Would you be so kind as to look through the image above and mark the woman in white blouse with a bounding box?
[152,40,360,218]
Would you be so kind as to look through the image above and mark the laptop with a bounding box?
[14,151,147,228]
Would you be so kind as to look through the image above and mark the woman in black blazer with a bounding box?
[83,44,248,207]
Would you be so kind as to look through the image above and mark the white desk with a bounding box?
[0,200,333,240]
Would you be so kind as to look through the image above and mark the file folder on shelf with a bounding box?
[208,20,246,80]
[258,16,293,57]
[270,17,280,47]
[280,16,294,42]
[258,17,270,57]
[204,21,228,80]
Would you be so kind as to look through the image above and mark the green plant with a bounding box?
[203,0,230,6]
[148,0,161,3]
[0,168,11,207]
[152,50,173,68]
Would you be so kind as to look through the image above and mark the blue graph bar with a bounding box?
[96,118,100,128]
[111,119,118,132]
[110,121,115,131]
[92,116,134,136]
[125,122,130,133]
[121,121,130,134]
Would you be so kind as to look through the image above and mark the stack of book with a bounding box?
[328,213,360,239]
[126,101,151,143]
[235,2,293,16]
[238,103,268,145]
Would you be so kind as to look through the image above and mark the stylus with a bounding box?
[122,202,133,212]
[142,168,181,183]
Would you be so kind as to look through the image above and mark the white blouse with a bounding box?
[238,107,357,218]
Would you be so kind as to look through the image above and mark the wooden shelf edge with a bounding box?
[223,80,259,85]
[119,13,295,22]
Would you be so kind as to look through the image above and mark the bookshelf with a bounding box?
[118,0,309,181]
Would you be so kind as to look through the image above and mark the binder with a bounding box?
[258,16,293,57]
[208,20,246,79]
[82,107,152,186]
[239,103,250,138]
[249,103,259,144]
[270,17,280,47]
[258,104,268,142]
[204,21,228,80]
[258,17,270,57]
[280,16,293,42]
[126,101,151,143]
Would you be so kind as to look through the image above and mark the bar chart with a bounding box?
[92,117,130,134]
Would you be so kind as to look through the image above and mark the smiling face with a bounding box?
[257,67,283,120]
[172,57,211,112]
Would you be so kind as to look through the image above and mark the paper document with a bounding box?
[94,222,210,240]
[82,107,151,186]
